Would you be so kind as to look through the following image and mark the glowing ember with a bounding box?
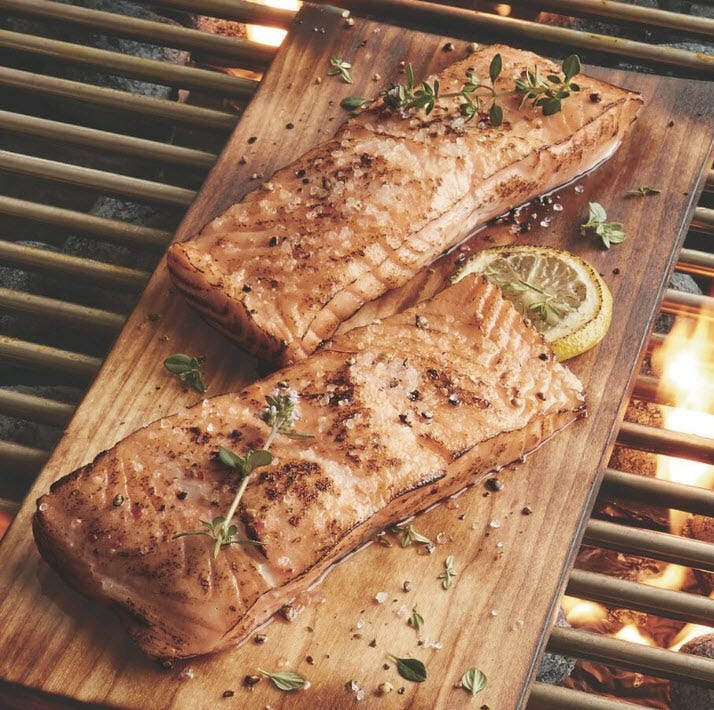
[640,563,689,591]
[614,623,655,647]
[562,596,608,626]
[246,1,300,47]
[669,618,714,652]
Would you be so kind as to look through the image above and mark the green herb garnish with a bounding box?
[390,522,432,548]
[164,353,206,393]
[439,554,457,589]
[460,667,487,696]
[580,201,627,249]
[626,185,661,197]
[259,669,308,691]
[173,386,312,557]
[408,607,424,633]
[514,54,581,116]
[328,56,353,84]
[341,53,581,128]
[390,655,428,683]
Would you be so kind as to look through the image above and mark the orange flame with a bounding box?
[246,1,300,47]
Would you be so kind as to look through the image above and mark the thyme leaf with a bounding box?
[438,555,457,589]
[258,669,308,691]
[328,56,353,83]
[164,353,206,393]
[580,201,627,249]
[390,655,428,683]
[408,607,424,633]
[460,667,487,696]
[389,522,432,548]
[626,185,661,197]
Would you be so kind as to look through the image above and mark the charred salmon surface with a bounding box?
[34,275,586,660]
[167,44,642,367]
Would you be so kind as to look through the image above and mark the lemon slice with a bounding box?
[453,245,612,360]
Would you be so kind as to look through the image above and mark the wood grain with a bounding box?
[1,5,713,709]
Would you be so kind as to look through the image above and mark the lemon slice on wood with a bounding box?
[453,245,612,361]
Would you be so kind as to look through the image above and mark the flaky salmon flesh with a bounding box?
[34,275,585,659]
[167,43,641,367]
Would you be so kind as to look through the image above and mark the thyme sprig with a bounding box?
[173,386,311,558]
[340,53,581,128]
[626,185,660,197]
[483,264,563,324]
[259,669,308,691]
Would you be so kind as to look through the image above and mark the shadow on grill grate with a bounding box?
[0,1,712,708]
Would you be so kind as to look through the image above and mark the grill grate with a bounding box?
[0,2,712,707]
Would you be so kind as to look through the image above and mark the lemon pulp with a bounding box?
[452,245,612,361]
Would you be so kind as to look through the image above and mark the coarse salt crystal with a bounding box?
[374,591,389,604]
[489,519,501,529]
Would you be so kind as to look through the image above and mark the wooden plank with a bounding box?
[0,5,713,709]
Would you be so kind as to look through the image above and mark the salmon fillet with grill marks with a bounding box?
[33,275,586,660]
[167,44,641,367]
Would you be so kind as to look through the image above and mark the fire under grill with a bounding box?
[0,1,712,708]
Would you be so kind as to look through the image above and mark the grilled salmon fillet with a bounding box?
[34,275,586,659]
[167,44,641,366]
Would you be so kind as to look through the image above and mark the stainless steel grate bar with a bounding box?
[546,626,714,687]
[584,519,714,573]
[0,240,150,291]
[0,150,196,207]
[0,196,172,249]
[0,109,217,170]
[0,288,126,334]
[616,420,714,466]
[528,682,643,709]
[0,0,277,69]
[0,336,102,381]
[601,467,714,518]
[0,389,75,428]
[0,28,259,99]
[507,0,714,38]
[566,568,714,627]
[0,440,50,475]
[0,66,238,130]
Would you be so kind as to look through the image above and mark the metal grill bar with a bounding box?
[676,247,714,278]
[616,420,714,466]
[0,196,172,249]
[0,336,102,381]
[0,288,126,333]
[546,626,714,686]
[0,0,277,69]
[602,467,714,518]
[0,67,238,130]
[0,440,49,474]
[0,150,196,207]
[507,0,714,38]
[310,0,714,72]
[0,389,75,427]
[566,569,714,627]
[0,29,259,99]
[528,682,643,709]
[0,240,149,291]
[661,289,714,319]
[584,519,714,572]
[0,110,217,170]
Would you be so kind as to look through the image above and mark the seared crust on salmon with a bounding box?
[167,44,642,366]
[34,275,585,659]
